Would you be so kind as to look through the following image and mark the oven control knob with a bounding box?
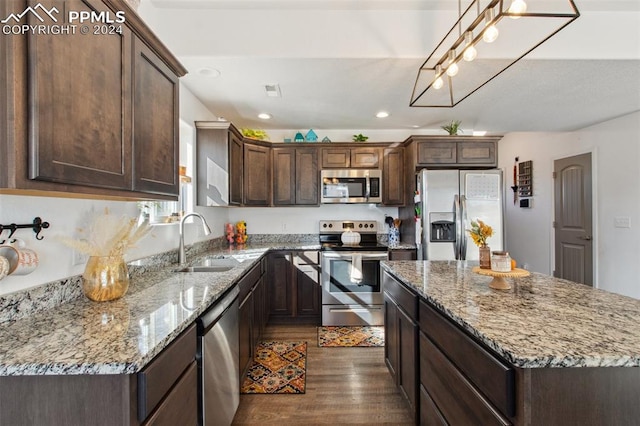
[359,224,363,228]
[370,223,375,228]
[328,224,333,228]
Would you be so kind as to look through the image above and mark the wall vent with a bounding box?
[264,84,281,97]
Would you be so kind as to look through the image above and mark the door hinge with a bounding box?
[552,221,557,228]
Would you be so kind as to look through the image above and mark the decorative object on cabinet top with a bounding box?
[305,129,318,142]
[441,120,462,135]
[352,133,369,142]
[241,128,270,141]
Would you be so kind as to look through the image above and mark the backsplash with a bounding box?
[0,236,226,324]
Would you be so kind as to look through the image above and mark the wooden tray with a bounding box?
[472,266,530,290]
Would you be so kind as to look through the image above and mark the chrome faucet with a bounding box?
[179,213,212,265]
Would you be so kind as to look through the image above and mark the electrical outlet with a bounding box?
[614,216,631,228]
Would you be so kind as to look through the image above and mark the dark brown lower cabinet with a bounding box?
[383,294,398,379]
[419,385,447,426]
[143,362,198,426]
[238,259,267,380]
[267,251,320,324]
[0,324,197,426]
[388,249,417,260]
[382,271,418,421]
[238,292,253,382]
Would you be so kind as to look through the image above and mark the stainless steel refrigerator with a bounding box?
[416,169,504,261]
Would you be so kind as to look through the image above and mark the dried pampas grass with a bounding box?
[59,208,152,257]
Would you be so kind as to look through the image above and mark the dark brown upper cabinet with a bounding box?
[132,36,180,196]
[228,130,244,206]
[272,147,319,206]
[321,147,381,168]
[243,141,271,206]
[0,0,186,199]
[195,122,243,206]
[410,136,500,169]
[382,147,404,206]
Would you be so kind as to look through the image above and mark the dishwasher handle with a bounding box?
[198,286,240,332]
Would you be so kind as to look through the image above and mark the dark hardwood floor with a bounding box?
[232,324,414,425]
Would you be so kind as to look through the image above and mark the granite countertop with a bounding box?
[381,260,640,369]
[0,242,319,376]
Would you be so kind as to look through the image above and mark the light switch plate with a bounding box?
[614,216,631,228]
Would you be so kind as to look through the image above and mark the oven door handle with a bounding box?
[322,252,387,260]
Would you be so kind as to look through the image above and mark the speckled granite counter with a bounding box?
[0,242,319,376]
[381,260,640,368]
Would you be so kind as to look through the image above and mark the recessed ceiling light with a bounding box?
[197,67,220,78]
[376,111,390,118]
[258,113,272,120]
[412,125,421,128]
[473,130,487,136]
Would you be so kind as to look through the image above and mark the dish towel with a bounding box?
[350,254,363,284]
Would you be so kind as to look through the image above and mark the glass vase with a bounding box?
[479,245,491,269]
[82,255,130,302]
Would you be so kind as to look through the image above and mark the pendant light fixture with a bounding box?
[410,0,580,108]
[462,31,477,62]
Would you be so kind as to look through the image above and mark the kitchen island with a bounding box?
[381,260,640,426]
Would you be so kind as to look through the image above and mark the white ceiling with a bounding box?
[137,0,640,134]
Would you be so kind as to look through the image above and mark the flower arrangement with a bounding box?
[59,208,152,257]
[467,219,493,247]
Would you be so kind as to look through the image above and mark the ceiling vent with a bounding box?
[264,84,281,97]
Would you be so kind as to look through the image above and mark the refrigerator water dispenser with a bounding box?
[430,213,455,242]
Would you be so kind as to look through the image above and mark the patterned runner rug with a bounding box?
[318,326,385,347]
[241,341,307,394]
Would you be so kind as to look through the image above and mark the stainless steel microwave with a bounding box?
[320,169,382,204]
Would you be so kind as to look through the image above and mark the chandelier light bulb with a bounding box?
[483,9,499,43]
[463,31,477,62]
[508,0,527,18]
[432,65,444,90]
[446,51,459,77]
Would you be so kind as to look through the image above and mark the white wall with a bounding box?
[498,111,640,299]
[0,85,225,296]
[227,205,399,235]
[179,82,230,237]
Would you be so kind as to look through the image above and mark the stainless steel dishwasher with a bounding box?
[196,286,240,426]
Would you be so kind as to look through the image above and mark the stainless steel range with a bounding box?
[319,220,387,326]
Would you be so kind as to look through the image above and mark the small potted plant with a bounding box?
[352,133,368,142]
[441,120,462,135]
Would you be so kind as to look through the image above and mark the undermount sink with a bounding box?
[174,257,239,273]
[175,265,235,273]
